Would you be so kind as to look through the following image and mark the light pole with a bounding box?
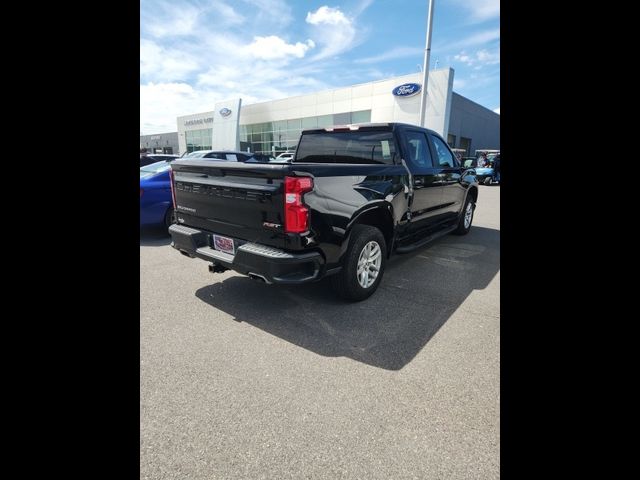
[418,0,435,127]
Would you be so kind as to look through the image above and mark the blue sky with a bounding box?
[141,0,499,134]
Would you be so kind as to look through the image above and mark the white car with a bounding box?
[275,151,295,161]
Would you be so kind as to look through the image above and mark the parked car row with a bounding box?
[140,153,178,168]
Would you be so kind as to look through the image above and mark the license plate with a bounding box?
[213,235,235,255]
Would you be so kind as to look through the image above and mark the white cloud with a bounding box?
[242,0,293,24]
[141,59,331,133]
[476,49,500,64]
[450,0,500,22]
[306,6,350,25]
[245,36,315,60]
[355,46,423,64]
[140,82,206,134]
[353,0,375,16]
[472,0,500,21]
[305,6,357,60]
[142,1,246,38]
[144,3,201,37]
[454,53,473,65]
[454,48,500,67]
[454,78,467,89]
[140,39,199,81]
[493,107,500,114]
[141,81,265,134]
[140,3,365,133]
[214,1,246,25]
[438,28,500,52]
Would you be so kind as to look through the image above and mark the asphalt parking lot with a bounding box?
[140,185,500,480]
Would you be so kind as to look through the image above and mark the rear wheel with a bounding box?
[483,177,492,185]
[331,225,387,302]
[164,207,176,229]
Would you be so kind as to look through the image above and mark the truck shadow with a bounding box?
[195,226,500,371]
[140,226,172,246]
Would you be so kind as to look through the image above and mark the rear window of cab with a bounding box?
[295,131,398,165]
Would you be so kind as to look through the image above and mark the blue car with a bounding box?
[140,160,175,228]
[474,165,496,185]
[462,155,499,185]
[140,151,259,228]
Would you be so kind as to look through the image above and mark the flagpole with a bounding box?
[419,0,435,127]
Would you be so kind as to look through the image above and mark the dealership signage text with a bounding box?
[184,117,214,126]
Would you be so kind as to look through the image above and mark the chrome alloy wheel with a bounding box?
[357,241,382,288]
[464,201,473,229]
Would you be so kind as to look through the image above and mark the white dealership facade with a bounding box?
[176,68,499,157]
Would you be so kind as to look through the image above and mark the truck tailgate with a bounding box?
[170,160,291,249]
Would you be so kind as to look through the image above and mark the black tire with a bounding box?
[483,177,492,185]
[331,225,387,302]
[453,195,475,235]
[164,207,176,229]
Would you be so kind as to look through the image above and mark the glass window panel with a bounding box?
[301,117,317,129]
[447,134,456,148]
[287,118,301,130]
[296,131,397,165]
[333,112,351,125]
[430,135,456,168]
[405,131,433,167]
[316,115,333,127]
[351,110,371,124]
[274,120,287,133]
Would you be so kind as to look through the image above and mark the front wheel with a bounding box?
[483,177,492,185]
[331,225,387,302]
[453,195,475,235]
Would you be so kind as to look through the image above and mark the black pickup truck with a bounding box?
[168,123,478,301]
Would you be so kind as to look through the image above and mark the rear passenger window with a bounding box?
[205,152,227,160]
[405,131,433,168]
[431,135,457,168]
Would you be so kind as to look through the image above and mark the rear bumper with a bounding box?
[169,224,324,284]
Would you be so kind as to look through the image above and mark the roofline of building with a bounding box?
[167,68,500,125]
[140,131,178,136]
[451,91,499,117]
[241,68,452,109]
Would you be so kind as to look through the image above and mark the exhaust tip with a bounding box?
[248,273,271,284]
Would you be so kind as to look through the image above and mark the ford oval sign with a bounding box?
[219,108,232,117]
[392,83,421,97]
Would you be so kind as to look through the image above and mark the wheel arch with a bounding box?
[466,186,479,206]
[343,202,395,258]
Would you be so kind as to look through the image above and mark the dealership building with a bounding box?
[171,68,499,157]
[140,131,179,155]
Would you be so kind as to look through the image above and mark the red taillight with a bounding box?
[140,188,144,198]
[168,168,177,209]
[284,176,313,233]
